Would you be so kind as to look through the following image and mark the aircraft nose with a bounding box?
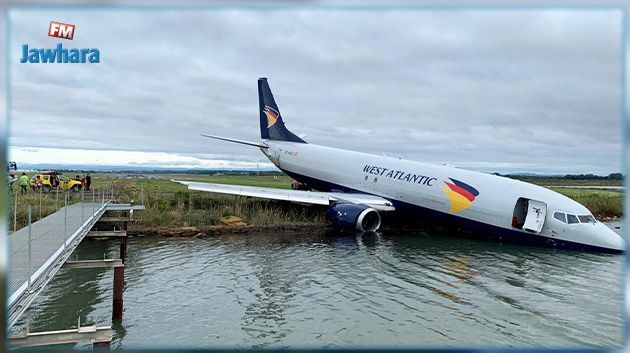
[594,222,625,252]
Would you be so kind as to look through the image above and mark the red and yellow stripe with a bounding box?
[439,178,479,213]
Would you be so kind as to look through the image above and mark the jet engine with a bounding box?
[326,203,381,232]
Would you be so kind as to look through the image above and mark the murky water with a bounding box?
[12,222,624,349]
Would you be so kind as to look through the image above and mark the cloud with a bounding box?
[8,146,275,169]
[8,8,622,174]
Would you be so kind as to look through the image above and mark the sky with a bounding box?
[7,8,623,174]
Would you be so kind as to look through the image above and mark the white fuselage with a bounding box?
[262,141,624,252]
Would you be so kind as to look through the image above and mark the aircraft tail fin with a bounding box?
[258,77,306,143]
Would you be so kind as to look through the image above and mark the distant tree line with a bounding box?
[171,170,284,176]
[493,172,624,180]
[564,173,623,180]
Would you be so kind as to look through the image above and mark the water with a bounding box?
[12,223,624,349]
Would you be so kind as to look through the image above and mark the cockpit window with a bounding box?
[553,212,566,223]
[578,215,596,224]
[567,214,579,224]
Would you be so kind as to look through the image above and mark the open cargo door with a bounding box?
[523,200,546,233]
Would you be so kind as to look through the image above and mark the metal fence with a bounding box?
[8,184,144,233]
[8,186,115,303]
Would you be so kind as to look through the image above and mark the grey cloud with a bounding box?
[8,8,622,174]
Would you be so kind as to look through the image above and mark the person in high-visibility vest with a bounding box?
[18,173,28,194]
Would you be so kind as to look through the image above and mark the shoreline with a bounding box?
[128,223,332,237]
[125,216,623,238]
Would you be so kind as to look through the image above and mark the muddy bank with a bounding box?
[122,215,330,237]
[128,224,332,237]
[124,216,623,238]
[110,206,624,239]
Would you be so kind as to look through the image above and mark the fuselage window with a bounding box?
[553,212,566,223]
[567,214,579,224]
[578,215,596,224]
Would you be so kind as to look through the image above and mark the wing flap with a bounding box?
[172,180,395,211]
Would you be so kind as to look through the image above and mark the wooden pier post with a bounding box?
[119,237,127,264]
[121,212,128,263]
[122,211,128,232]
[112,266,124,321]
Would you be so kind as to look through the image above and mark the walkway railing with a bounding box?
[7,184,145,348]
[8,183,144,233]
[9,189,113,298]
[7,186,123,327]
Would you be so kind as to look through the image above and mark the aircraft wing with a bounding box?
[171,179,395,211]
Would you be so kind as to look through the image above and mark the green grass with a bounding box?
[7,175,323,232]
[139,190,326,230]
[134,174,322,229]
[161,174,293,189]
[87,174,292,193]
[7,188,95,232]
[551,188,623,218]
[514,177,622,187]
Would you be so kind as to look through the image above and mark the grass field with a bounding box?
[161,174,293,189]
[7,173,623,232]
[512,177,622,187]
[86,173,293,192]
[7,186,106,232]
[7,174,319,232]
[550,188,623,219]
[131,174,322,230]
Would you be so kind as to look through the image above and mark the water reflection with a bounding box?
[12,239,118,334]
[357,231,381,248]
[239,248,294,346]
[10,224,624,348]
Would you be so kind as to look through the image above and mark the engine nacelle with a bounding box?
[326,203,381,232]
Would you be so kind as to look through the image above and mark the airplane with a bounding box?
[173,77,625,253]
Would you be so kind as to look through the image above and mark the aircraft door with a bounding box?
[522,200,547,233]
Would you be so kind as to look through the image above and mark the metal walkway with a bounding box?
[8,200,144,327]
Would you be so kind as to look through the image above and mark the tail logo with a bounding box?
[439,178,479,213]
[263,106,279,128]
